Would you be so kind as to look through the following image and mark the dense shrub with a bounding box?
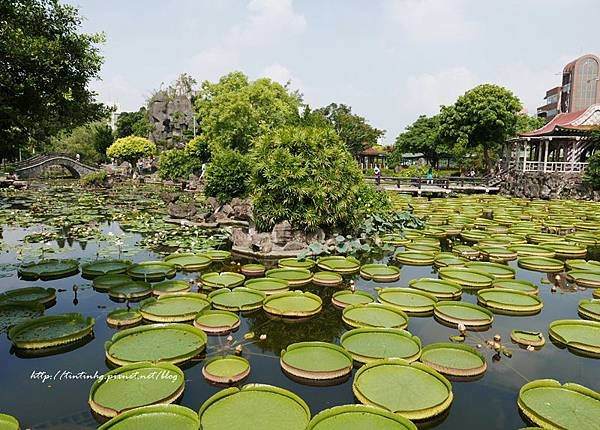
[584,152,600,190]
[50,122,113,164]
[355,183,392,218]
[81,170,108,187]
[106,136,156,165]
[252,125,363,232]
[158,149,199,180]
[185,136,211,162]
[205,149,251,203]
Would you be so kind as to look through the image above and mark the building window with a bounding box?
[574,57,599,111]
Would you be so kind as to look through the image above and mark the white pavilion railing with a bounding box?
[514,161,588,172]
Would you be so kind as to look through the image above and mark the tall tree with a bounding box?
[390,114,450,167]
[115,108,153,138]
[0,0,106,160]
[439,84,522,171]
[194,72,301,153]
[515,114,546,135]
[314,103,385,157]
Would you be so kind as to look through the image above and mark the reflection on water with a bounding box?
[0,192,598,429]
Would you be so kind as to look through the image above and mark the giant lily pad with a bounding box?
[209,287,265,312]
[105,323,208,366]
[98,404,200,430]
[201,249,231,261]
[107,308,142,327]
[477,246,517,262]
[279,258,316,270]
[508,244,555,258]
[342,303,408,329]
[517,379,600,430]
[341,328,421,364]
[108,281,152,301]
[0,414,19,430]
[360,264,400,282]
[244,277,289,295]
[203,355,250,384]
[280,341,353,380]
[93,274,131,292]
[394,251,435,266]
[312,271,343,287]
[139,292,211,322]
[408,278,462,300]
[419,343,486,377]
[306,404,417,430]
[433,253,468,267]
[433,302,493,328]
[0,302,44,333]
[18,259,79,280]
[194,310,240,334]
[163,253,211,271]
[82,260,130,278]
[263,291,322,317]
[198,384,311,430]
[511,330,545,347]
[517,257,564,273]
[127,261,176,281]
[578,299,600,321]
[438,267,494,288]
[152,280,191,296]
[8,313,94,349]
[566,270,600,288]
[477,288,543,315]
[241,263,265,276]
[331,290,374,309]
[492,279,539,295]
[201,272,246,290]
[89,362,185,417]
[352,358,453,420]
[465,262,515,279]
[543,241,587,258]
[565,259,600,271]
[548,319,600,357]
[377,288,437,314]
[0,286,56,305]
[266,268,313,287]
[317,256,360,274]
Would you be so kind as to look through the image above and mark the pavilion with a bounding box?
[505,104,600,173]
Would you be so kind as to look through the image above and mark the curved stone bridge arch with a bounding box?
[15,154,99,179]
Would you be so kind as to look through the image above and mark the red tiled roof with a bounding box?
[360,147,386,155]
[520,110,586,137]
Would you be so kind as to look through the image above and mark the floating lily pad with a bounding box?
[477,288,543,315]
[0,414,19,430]
[279,258,316,270]
[8,313,94,349]
[377,288,438,314]
[312,271,343,287]
[127,261,176,281]
[93,274,131,292]
[394,251,435,266]
[438,267,494,288]
[198,384,311,430]
[164,253,211,271]
[194,310,240,334]
[477,247,517,262]
[317,256,360,273]
[548,319,600,357]
[203,355,250,384]
[105,323,208,366]
[201,249,231,261]
[360,264,400,282]
[465,262,516,279]
[0,286,56,305]
[340,328,421,364]
[508,244,555,258]
[0,302,44,333]
[595,289,600,299]
[82,259,130,278]
[331,290,375,309]
[280,341,353,380]
[152,280,191,296]
[452,245,479,258]
[518,257,564,273]
[342,303,408,329]
[98,404,200,430]
[209,287,265,312]
[511,330,545,347]
[492,279,539,295]
[18,259,79,280]
[420,343,486,377]
[578,299,600,321]
[433,253,468,267]
[433,302,493,328]
[408,278,462,300]
[566,270,600,288]
[89,362,185,417]
[405,242,440,253]
[263,290,322,317]
[565,259,600,271]
[266,268,313,286]
[527,233,561,244]
[139,293,211,322]
[517,379,600,430]
[108,281,152,300]
[543,241,587,258]
[241,263,265,276]
[201,272,246,290]
[352,358,453,420]
[381,234,410,246]
[244,277,289,295]
[106,308,142,327]
[306,404,417,430]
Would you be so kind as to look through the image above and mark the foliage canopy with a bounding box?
[106,136,156,165]
[205,148,252,203]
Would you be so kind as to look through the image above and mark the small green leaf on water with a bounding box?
[244,332,255,340]
[449,335,465,343]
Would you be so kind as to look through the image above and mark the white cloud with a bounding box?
[384,0,478,43]
[91,74,145,112]
[187,45,240,82]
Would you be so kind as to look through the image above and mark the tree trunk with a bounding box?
[483,146,490,173]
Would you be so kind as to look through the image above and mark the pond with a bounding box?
[0,183,598,429]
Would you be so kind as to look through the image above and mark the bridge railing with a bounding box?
[15,153,99,170]
[365,175,491,189]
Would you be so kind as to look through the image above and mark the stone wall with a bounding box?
[148,93,194,148]
[500,171,600,200]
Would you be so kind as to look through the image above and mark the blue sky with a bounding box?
[67,0,600,144]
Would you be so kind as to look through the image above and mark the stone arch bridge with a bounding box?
[15,153,99,179]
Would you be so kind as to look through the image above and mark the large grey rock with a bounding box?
[206,197,220,211]
[271,220,293,246]
[231,227,252,248]
[252,233,273,254]
[283,241,307,251]
[168,202,197,219]
[220,204,234,216]
[233,202,253,222]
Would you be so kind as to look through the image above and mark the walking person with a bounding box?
[426,166,433,184]
[374,164,381,186]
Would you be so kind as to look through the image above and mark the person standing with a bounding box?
[374,164,381,185]
[426,166,433,184]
